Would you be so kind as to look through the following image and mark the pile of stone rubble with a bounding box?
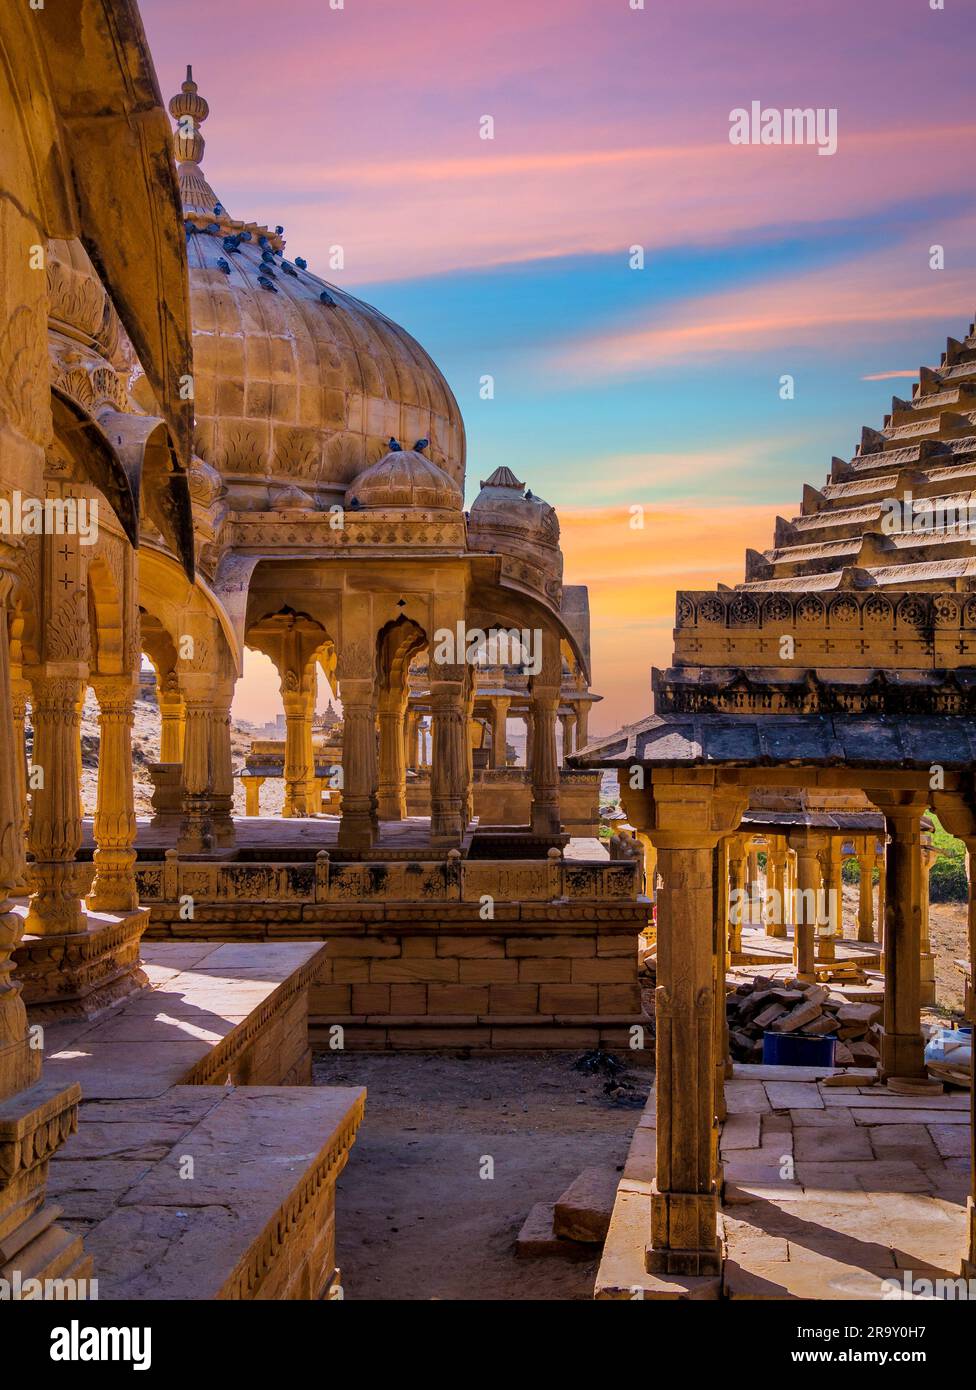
[727,974,882,1066]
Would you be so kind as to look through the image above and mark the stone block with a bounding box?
[490,1027,598,1049]
[370,959,460,983]
[350,985,391,1015]
[308,985,351,1015]
[426,984,490,1015]
[389,983,426,1013]
[487,983,540,1014]
[539,985,598,1013]
[332,960,369,983]
[517,958,573,983]
[598,985,642,1014]
[516,1203,586,1259]
[458,959,519,984]
[401,936,437,958]
[554,1166,619,1243]
[435,935,506,958]
[507,935,596,958]
[571,957,637,983]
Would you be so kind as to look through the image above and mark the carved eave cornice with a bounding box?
[225,509,469,556]
[653,662,976,718]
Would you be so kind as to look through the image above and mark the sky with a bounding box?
[140,0,976,733]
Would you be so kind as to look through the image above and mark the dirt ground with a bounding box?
[926,899,970,1020]
[313,1050,650,1301]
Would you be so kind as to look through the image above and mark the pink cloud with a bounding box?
[551,214,976,377]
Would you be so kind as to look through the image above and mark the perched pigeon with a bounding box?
[222,235,241,252]
[295,256,307,270]
[205,222,220,233]
[261,248,275,263]
[319,290,336,306]
[388,437,402,452]
[213,202,225,215]
[275,225,284,235]
[258,275,278,292]
[216,258,231,274]
[239,230,252,242]
[413,438,429,452]
[282,262,298,276]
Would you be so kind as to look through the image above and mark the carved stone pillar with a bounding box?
[856,847,875,942]
[10,675,30,891]
[789,830,825,984]
[430,675,468,845]
[529,693,560,836]
[465,687,477,825]
[404,708,419,772]
[25,670,86,936]
[622,779,747,1281]
[524,711,533,770]
[919,842,937,1008]
[817,838,844,962]
[785,848,797,926]
[870,792,926,1079]
[766,840,788,938]
[338,678,377,851]
[727,837,746,952]
[563,709,577,759]
[575,700,589,751]
[489,696,510,769]
[0,571,38,1100]
[158,676,185,763]
[210,688,235,846]
[377,694,407,820]
[88,675,138,911]
[243,776,263,817]
[282,687,314,818]
[876,849,887,963]
[178,686,215,852]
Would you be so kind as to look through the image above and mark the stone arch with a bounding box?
[87,553,124,677]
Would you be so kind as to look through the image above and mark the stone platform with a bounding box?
[595,1063,970,1300]
[115,844,647,1053]
[80,813,479,861]
[734,924,881,971]
[40,942,365,1299]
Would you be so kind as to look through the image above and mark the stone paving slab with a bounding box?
[719,1064,969,1298]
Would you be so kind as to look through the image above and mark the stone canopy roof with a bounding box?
[570,711,976,770]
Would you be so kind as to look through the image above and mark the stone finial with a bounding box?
[169,65,210,166]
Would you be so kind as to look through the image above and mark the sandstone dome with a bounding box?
[169,69,465,508]
[345,446,463,512]
[467,466,564,598]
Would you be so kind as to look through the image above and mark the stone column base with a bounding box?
[0,1079,92,1296]
[878,1026,926,1080]
[646,1185,721,1277]
[12,906,149,1022]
